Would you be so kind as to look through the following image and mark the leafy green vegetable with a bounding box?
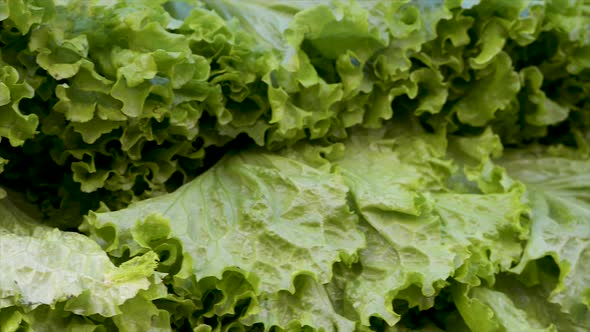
[0,191,169,331]
[83,149,364,295]
[452,272,590,332]
[501,151,590,316]
[326,128,526,325]
[0,195,157,316]
[1,0,589,330]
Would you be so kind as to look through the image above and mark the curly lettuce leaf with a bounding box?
[3,0,587,223]
[452,283,555,332]
[0,57,36,147]
[0,280,171,332]
[452,272,590,332]
[500,151,590,316]
[282,122,527,328]
[111,277,172,332]
[241,275,355,332]
[0,193,158,317]
[83,150,364,296]
[0,0,589,329]
[5,0,260,210]
[0,0,54,34]
[452,51,521,126]
[0,305,103,332]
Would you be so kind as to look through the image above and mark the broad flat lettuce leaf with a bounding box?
[329,134,525,326]
[0,190,171,331]
[83,150,364,297]
[500,151,590,316]
[281,123,527,328]
[0,280,171,332]
[82,149,366,330]
[0,193,160,318]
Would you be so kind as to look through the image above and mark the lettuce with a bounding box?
[83,149,364,294]
[1,0,589,330]
[501,151,590,316]
[0,191,168,331]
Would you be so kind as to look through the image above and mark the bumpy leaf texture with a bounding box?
[0,191,171,331]
[0,0,589,331]
[501,150,590,318]
[0,0,584,228]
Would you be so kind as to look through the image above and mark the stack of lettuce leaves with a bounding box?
[1,0,589,330]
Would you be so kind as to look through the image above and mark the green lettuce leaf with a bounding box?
[452,51,521,126]
[0,305,103,332]
[453,283,555,332]
[0,279,172,332]
[7,0,262,213]
[0,0,54,34]
[500,150,590,317]
[241,275,355,331]
[111,277,172,332]
[282,122,527,328]
[83,150,364,296]
[452,272,590,332]
[1,0,590,330]
[0,193,158,317]
[0,57,37,147]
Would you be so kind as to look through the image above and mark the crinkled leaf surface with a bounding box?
[332,146,524,326]
[282,123,527,327]
[0,194,158,317]
[452,272,590,332]
[84,150,364,296]
[501,151,590,316]
[0,0,589,330]
[241,275,355,331]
